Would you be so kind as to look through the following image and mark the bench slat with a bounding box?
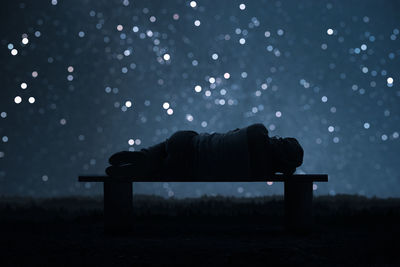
[79,174,328,183]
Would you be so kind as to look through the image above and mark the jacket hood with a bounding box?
[270,137,304,174]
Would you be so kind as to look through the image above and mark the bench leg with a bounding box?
[103,181,133,233]
[284,181,313,232]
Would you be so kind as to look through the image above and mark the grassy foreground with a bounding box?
[0,195,399,266]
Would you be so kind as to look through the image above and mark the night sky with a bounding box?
[0,0,399,198]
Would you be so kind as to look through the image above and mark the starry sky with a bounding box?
[0,0,399,198]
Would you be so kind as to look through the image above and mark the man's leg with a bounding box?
[163,130,198,178]
[106,130,198,178]
[107,141,167,177]
[109,142,167,165]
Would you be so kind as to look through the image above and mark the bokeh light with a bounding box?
[0,0,399,198]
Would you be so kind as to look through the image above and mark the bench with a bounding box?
[78,174,328,233]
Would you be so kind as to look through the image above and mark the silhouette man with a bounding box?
[106,123,303,179]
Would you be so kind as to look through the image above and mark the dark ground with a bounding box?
[0,195,399,266]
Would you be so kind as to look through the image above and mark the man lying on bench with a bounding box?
[105,123,304,179]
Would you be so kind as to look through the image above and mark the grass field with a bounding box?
[0,195,399,266]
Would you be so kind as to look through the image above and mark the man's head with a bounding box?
[269,136,304,175]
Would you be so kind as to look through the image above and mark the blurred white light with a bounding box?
[387,77,394,84]
[32,71,38,78]
[239,38,246,44]
[117,25,123,31]
[327,28,334,35]
[162,102,170,109]
[125,101,132,108]
[190,1,197,8]
[224,73,230,79]
[14,96,22,104]
[20,83,27,89]
[361,44,367,51]
[275,111,282,118]
[68,66,74,72]
[128,139,135,145]
[11,49,18,56]
[321,96,328,102]
[22,37,29,45]
[60,118,66,125]
[163,53,170,61]
[167,108,174,115]
[239,3,246,10]
[209,77,215,84]
[186,114,194,122]
[194,20,201,26]
[269,124,276,131]
[267,181,273,186]
[2,136,8,142]
[0,112,6,118]
[211,53,218,60]
[28,97,35,104]
[328,126,334,132]
[363,122,370,129]
[194,85,202,92]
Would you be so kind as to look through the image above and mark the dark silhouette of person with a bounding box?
[106,123,303,179]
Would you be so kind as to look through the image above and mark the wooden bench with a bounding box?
[78,174,328,233]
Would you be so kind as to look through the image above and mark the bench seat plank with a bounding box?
[79,174,328,183]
